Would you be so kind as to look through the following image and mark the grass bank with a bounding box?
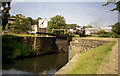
[2,35,34,61]
[4,34,35,37]
[67,41,116,74]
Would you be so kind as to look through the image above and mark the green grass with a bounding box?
[67,41,116,74]
[5,34,54,37]
[2,35,33,60]
[74,35,80,37]
[6,34,35,37]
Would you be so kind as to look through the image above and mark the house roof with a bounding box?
[100,27,112,29]
[85,28,100,33]
[100,27,112,32]
[8,18,16,20]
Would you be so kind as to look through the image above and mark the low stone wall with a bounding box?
[70,38,110,58]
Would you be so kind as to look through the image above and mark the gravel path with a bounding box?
[97,38,118,74]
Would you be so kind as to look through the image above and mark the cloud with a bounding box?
[10,2,117,27]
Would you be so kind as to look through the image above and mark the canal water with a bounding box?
[2,53,68,74]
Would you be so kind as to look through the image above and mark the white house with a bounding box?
[85,31,90,35]
[29,19,48,34]
[85,28,101,35]
[100,27,112,33]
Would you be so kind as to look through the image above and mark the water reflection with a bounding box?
[2,53,68,74]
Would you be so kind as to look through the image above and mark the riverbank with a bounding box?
[55,38,118,74]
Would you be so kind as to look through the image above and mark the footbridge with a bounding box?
[36,32,68,39]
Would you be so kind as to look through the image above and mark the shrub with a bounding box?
[74,35,80,37]
[97,30,106,35]
[112,22,120,34]
[98,34,109,37]
[2,35,33,61]
[98,32,120,38]
[108,32,120,38]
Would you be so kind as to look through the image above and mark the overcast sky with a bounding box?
[10,1,118,27]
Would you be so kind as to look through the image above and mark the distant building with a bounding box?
[29,19,48,34]
[17,14,26,18]
[69,29,76,34]
[85,31,90,35]
[100,27,112,33]
[85,28,100,35]
[7,17,16,29]
[29,25,38,33]
[85,27,112,36]
[8,18,16,24]
[8,14,26,28]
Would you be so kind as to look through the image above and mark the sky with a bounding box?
[10,0,118,27]
[11,0,107,2]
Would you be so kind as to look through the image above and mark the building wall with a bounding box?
[31,25,38,33]
[38,28,47,33]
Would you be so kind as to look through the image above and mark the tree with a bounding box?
[97,30,106,35]
[35,17,42,25]
[27,17,36,25]
[112,22,120,34]
[48,15,66,29]
[103,0,120,12]
[83,25,93,28]
[103,1,120,35]
[66,24,80,29]
[1,1,11,30]
[10,15,31,34]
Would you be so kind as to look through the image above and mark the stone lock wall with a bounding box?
[13,37,59,55]
[3,35,69,60]
[12,37,68,55]
[70,38,110,58]
[56,39,68,53]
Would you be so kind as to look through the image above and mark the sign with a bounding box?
[39,19,48,28]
